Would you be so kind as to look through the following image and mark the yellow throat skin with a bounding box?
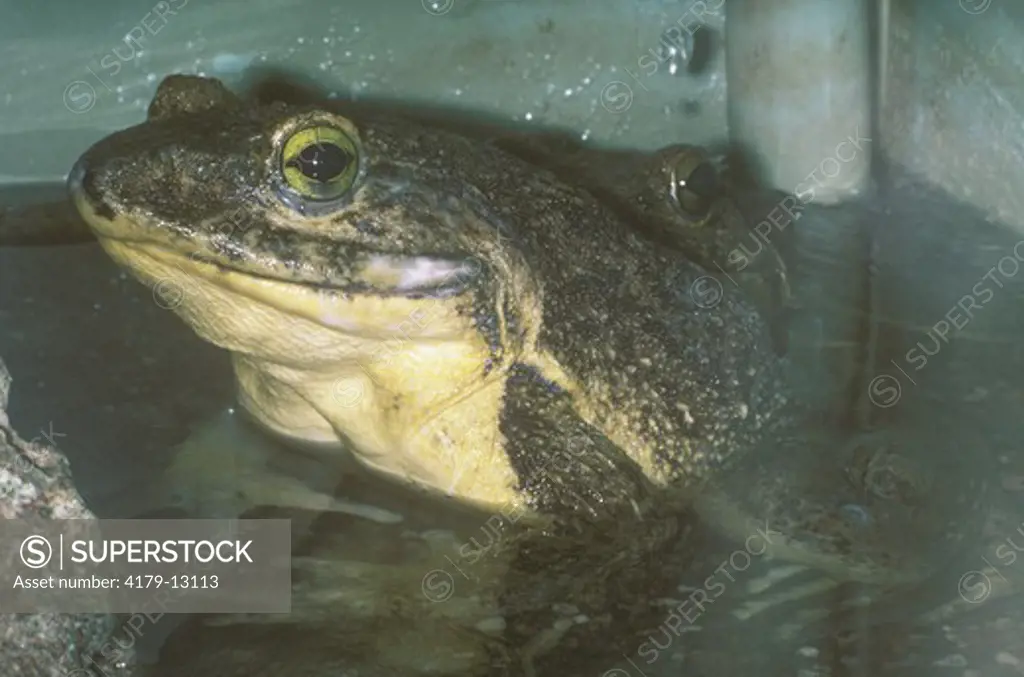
[74,186,534,514]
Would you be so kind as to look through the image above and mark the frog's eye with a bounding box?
[279,125,360,203]
[667,150,719,220]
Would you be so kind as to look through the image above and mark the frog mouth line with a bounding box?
[108,237,476,298]
[69,187,476,297]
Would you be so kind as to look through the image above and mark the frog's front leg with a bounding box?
[498,364,686,676]
[133,408,402,524]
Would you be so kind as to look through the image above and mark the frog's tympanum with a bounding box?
[68,74,788,675]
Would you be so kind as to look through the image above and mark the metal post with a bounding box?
[725,0,873,204]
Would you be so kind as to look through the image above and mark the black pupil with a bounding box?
[289,142,352,183]
[685,162,718,198]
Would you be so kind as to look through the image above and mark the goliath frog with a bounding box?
[66,74,789,675]
[68,74,788,525]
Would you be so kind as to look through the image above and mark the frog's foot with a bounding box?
[136,409,402,524]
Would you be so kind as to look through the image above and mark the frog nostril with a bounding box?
[68,157,117,221]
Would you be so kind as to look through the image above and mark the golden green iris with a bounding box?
[280,125,360,202]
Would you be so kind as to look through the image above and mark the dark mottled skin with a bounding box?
[484,139,971,600]
[499,364,660,518]
[496,363,695,674]
[492,135,986,595]
[491,136,793,354]
[69,75,788,675]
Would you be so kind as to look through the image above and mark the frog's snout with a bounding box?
[67,154,117,225]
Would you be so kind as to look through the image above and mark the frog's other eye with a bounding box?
[279,124,360,203]
[667,150,719,220]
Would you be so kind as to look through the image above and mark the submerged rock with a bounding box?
[0,358,135,676]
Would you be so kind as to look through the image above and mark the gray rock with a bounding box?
[0,358,135,676]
